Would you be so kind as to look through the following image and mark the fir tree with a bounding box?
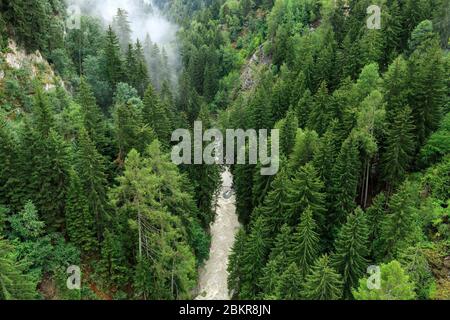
[296,89,313,128]
[331,137,361,230]
[77,77,105,150]
[408,35,446,146]
[307,81,333,135]
[100,228,130,288]
[365,192,387,258]
[276,262,303,300]
[0,239,37,300]
[380,182,420,259]
[258,165,290,235]
[381,106,416,189]
[142,84,172,146]
[0,120,19,209]
[291,209,320,277]
[269,224,293,268]
[238,216,270,299]
[104,26,124,90]
[75,129,108,241]
[112,8,132,53]
[286,163,326,227]
[313,126,339,188]
[134,40,151,97]
[20,109,70,230]
[125,43,139,88]
[331,207,370,298]
[228,229,246,296]
[258,256,282,299]
[279,109,298,156]
[8,201,44,241]
[303,255,343,300]
[65,170,96,252]
[383,56,410,121]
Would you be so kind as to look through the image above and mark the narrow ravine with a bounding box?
[196,168,241,300]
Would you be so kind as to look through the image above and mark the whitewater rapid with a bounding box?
[196,168,241,300]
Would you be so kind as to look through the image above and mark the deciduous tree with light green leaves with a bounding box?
[353,261,416,300]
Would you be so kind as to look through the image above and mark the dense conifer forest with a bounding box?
[0,0,449,300]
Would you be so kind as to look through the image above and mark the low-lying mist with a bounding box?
[67,0,180,88]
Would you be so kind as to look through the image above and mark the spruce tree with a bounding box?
[381,106,416,189]
[366,192,387,258]
[408,36,446,146]
[279,109,298,156]
[0,120,19,209]
[203,62,220,102]
[291,208,320,277]
[258,256,283,299]
[100,227,130,288]
[142,84,172,146]
[270,76,291,121]
[8,201,44,241]
[228,229,246,296]
[125,43,139,88]
[258,165,290,235]
[134,40,150,97]
[239,216,270,299]
[249,82,273,130]
[296,89,313,128]
[276,263,303,300]
[313,126,339,213]
[113,96,154,165]
[382,0,402,66]
[112,8,132,53]
[234,163,256,224]
[286,163,326,227]
[331,207,370,298]
[380,182,420,259]
[383,56,409,121]
[331,137,361,229]
[20,91,70,229]
[359,29,383,67]
[0,239,37,300]
[77,77,105,150]
[307,81,333,135]
[269,224,293,268]
[75,128,108,241]
[303,255,343,300]
[290,71,307,109]
[104,26,124,90]
[65,170,96,252]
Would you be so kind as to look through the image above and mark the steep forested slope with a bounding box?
[212,0,449,300]
[0,0,217,300]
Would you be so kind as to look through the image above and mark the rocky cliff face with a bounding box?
[1,39,61,91]
[240,44,271,92]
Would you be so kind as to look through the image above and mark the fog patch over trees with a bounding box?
[67,0,181,89]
